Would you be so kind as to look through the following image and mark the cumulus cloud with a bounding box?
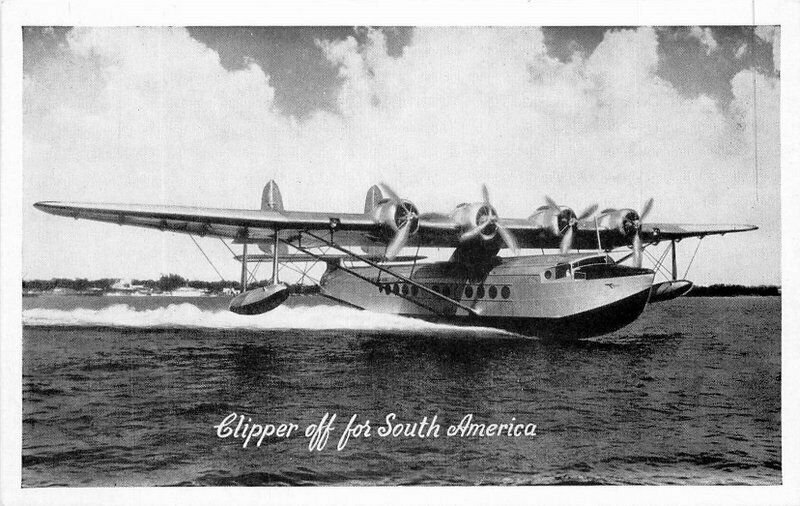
[24,27,779,284]
[755,25,780,72]
[688,26,718,54]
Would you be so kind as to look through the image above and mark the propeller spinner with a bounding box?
[541,196,598,254]
[600,198,654,267]
[458,185,519,255]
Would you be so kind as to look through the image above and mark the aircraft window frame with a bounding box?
[501,286,510,299]
[572,256,607,268]
[488,286,497,299]
[477,285,485,298]
[544,270,552,280]
[555,263,570,280]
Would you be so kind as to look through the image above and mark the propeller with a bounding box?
[543,196,598,254]
[631,198,654,268]
[597,198,653,267]
[379,183,419,260]
[461,185,519,255]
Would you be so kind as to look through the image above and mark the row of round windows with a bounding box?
[378,283,512,300]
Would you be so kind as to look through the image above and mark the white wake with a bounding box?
[22,303,506,334]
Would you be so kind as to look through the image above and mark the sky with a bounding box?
[22,26,780,285]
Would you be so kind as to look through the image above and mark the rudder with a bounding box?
[364,185,383,213]
[259,180,287,256]
[262,180,284,211]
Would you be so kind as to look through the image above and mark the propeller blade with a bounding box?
[497,225,519,255]
[600,208,616,215]
[379,182,401,202]
[559,226,574,254]
[460,222,489,242]
[578,203,598,221]
[481,184,491,205]
[545,195,560,213]
[640,198,654,221]
[632,233,643,268]
[385,222,411,260]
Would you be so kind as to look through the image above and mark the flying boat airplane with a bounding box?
[35,181,756,339]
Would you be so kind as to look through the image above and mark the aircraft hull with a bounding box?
[414,287,652,339]
[321,255,654,339]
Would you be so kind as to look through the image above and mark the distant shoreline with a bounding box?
[684,284,780,297]
[22,278,780,297]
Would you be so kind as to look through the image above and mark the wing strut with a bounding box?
[671,240,677,281]
[301,231,480,317]
[240,243,248,291]
[277,235,444,316]
[272,229,280,284]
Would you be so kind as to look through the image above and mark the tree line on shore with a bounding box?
[22,274,241,294]
[684,284,780,297]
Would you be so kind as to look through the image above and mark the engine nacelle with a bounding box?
[371,199,420,238]
[597,208,640,238]
[528,206,578,236]
[452,202,499,242]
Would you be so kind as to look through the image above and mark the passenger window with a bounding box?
[465,285,473,298]
[393,283,400,294]
[411,285,419,297]
[544,270,552,280]
[488,286,497,299]
[501,286,510,299]
[555,264,570,279]
[477,285,485,298]
[443,285,451,297]
[402,284,409,296]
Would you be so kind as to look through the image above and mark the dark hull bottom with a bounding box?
[406,288,652,339]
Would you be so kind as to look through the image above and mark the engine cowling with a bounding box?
[597,208,640,239]
[371,199,420,239]
[452,202,499,243]
[528,206,578,236]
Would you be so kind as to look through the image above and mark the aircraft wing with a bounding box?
[34,201,758,251]
[33,201,378,244]
[639,223,759,240]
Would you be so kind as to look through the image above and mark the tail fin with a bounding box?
[362,185,385,256]
[262,180,284,211]
[364,184,383,213]
[258,180,287,256]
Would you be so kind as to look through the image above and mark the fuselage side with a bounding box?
[320,253,654,338]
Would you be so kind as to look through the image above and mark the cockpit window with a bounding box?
[573,256,607,268]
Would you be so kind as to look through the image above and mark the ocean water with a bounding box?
[22,295,781,486]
